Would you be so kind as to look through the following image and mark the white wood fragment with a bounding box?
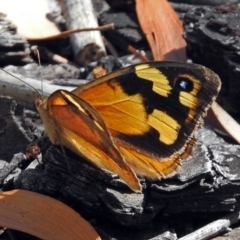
[179,211,239,240]
[57,0,106,65]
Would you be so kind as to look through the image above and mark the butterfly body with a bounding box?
[36,62,221,192]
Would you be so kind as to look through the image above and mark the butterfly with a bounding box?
[35,61,221,193]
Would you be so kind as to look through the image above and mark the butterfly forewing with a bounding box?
[73,62,221,179]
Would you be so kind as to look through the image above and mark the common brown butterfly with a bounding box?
[23,62,221,192]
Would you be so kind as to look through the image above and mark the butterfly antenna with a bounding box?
[0,68,41,98]
[31,46,44,96]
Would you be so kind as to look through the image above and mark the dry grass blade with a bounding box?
[135,0,186,61]
[207,101,240,144]
[0,189,101,240]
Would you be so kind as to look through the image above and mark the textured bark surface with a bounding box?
[1,106,240,239]
[183,4,240,111]
[0,96,34,161]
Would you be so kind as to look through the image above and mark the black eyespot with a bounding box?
[175,77,194,92]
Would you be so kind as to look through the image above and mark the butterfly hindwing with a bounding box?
[73,62,221,179]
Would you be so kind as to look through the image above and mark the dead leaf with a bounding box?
[0,0,60,39]
[0,189,101,240]
[135,0,186,61]
[207,101,240,144]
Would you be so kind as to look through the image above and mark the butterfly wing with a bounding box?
[73,62,221,179]
[36,90,142,192]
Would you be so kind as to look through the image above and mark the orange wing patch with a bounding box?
[116,141,181,179]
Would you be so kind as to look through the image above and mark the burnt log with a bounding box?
[183,3,240,111]
[1,88,240,238]
[0,102,239,239]
[13,126,240,225]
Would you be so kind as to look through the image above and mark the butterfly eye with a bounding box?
[175,77,194,92]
